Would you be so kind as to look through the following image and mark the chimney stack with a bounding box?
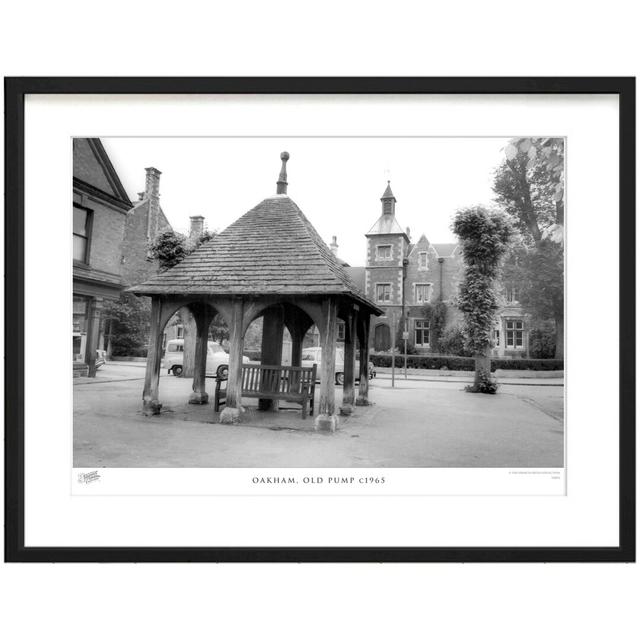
[189,215,205,241]
[144,167,162,242]
[145,167,161,199]
[330,235,339,256]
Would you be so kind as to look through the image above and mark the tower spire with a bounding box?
[276,151,290,194]
[381,180,396,215]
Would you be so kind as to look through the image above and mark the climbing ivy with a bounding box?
[452,206,512,392]
[422,301,447,352]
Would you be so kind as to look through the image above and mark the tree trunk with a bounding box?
[555,315,564,359]
[473,348,491,389]
[181,309,197,378]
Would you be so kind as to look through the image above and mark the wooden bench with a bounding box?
[214,364,317,418]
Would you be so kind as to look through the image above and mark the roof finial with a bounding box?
[276,151,290,194]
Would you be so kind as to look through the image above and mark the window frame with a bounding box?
[375,282,392,303]
[414,282,432,304]
[376,244,393,261]
[418,251,428,270]
[73,203,93,265]
[505,286,519,304]
[504,319,525,350]
[414,318,430,347]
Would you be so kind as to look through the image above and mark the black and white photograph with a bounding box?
[73,135,565,472]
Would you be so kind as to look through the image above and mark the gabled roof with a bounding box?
[73,138,131,206]
[129,194,380,312]
[432,243,458,258]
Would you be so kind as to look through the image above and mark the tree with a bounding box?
[517,240,564,356]
[102,293,151,357]
[452,206,512,393]
[148,228,216,376]
[493,137,565,357]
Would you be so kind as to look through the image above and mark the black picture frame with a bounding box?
[4,77,635,563]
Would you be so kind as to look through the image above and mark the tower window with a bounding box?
[376,245,392,260]
[376,283,392,303]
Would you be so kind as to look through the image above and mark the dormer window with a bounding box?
[418,252,427,270]
[376,245,392,261]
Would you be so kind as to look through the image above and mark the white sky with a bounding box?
[102,137,511,267]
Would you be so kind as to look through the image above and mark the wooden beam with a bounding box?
[315,297,339,431]
[259,305,284,410]
[340,308,357,415]
[84,296,103,378]
[189,306,210,404]
[142,297,164,415]
[356,313,371,406]
[220,299,245,424]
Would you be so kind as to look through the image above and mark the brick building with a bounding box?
[73,139,132,376]
[73,138,178,376]
[345,182,530,358]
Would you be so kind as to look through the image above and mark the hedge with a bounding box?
[370,354,564,372]
[491,358,564,371]
[370,354,475,371]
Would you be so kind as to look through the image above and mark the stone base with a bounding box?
[188,391,209,405]
[220,406,243,424]
[314,413,339,432]
[339,404,355,416]
[142,400,162,416]
[355,398,370,406]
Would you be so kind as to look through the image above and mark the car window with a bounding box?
[167,343,183,352]
[208,342,224,353]
[302,353,316,361]
[336,351,344,364]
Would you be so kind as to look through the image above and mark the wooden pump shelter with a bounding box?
[129,152,382,431]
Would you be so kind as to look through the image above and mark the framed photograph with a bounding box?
[5,77,635,562]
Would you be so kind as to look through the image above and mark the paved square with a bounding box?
[74,363,564,468]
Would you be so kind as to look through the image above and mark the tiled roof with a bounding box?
[381,182,395,199]
[366,214,407,236]
[344,266,365,291]
[129,195,379,311]
[432,243,458,258]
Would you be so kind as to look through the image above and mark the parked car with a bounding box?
[163,338,248,378]
[300,347,375,385]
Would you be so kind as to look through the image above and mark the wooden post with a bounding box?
[220,299,245,424]
[290,328,304,368]
[259,305,284,411]
[85,297,103,378]
[356,314,370,406]
[189,307,210,404]
[315,298,339,431]
[142,297,164,415]
[340,309,356,416]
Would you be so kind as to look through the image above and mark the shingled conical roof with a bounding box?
[129,193,377,310]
